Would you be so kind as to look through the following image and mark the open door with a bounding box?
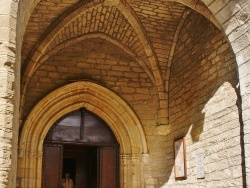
[99,147,119,188]
[43,109,119,188]
[43,144,62,188]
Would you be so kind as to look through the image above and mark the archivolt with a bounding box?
[18,81,148,187]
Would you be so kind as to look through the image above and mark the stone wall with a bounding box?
[0,0,19,188]
[166,11,242,187]
[203,1,250,186]
[0,0,249,187]
[23,38,158,127]
[16,0,250,184]
[17,1,249,188]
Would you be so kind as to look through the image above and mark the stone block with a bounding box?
[216,1,241,24]
[236,45,250,65]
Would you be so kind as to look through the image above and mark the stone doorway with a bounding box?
[42,109,119,188]
[18,82,148,188]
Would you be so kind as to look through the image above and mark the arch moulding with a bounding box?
[18,81,148,188]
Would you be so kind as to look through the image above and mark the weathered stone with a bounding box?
[1,0,250,187]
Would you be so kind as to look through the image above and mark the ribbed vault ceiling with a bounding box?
[21,0,217,78]
[20,0,218,122]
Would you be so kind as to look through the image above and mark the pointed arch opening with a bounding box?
[18,81,148,188]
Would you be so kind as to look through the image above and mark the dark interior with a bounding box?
[63,145,98,188]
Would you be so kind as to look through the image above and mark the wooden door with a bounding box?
[43,144,62,188]
[99,147,119,188]
[75,158,86,188]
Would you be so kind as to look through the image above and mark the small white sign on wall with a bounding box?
[196,153,205,179]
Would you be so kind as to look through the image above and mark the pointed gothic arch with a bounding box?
[18,81,148,188]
